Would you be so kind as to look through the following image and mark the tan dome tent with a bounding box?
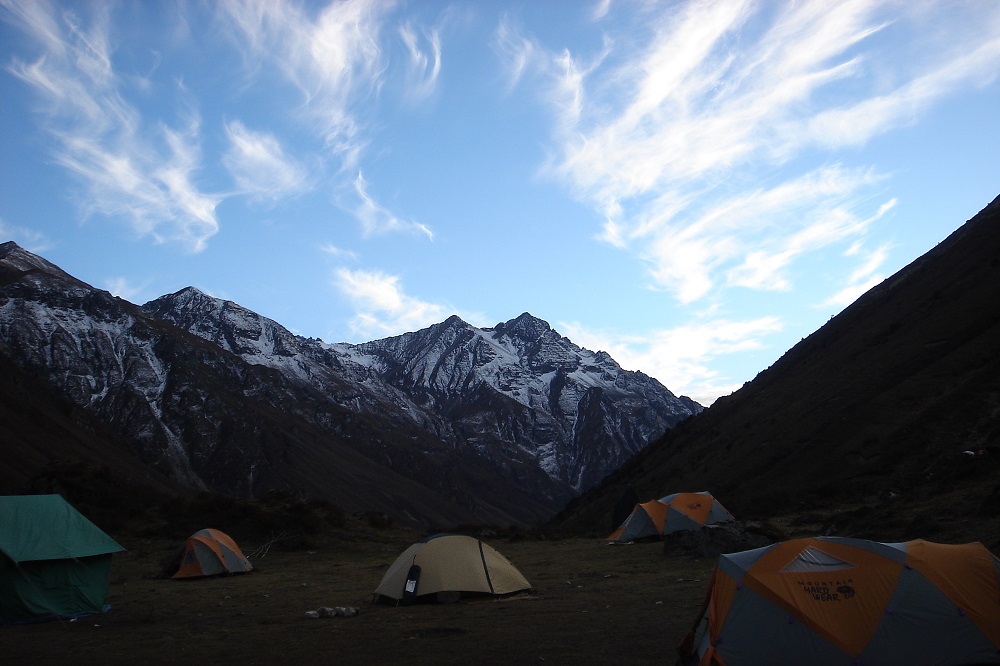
[678,537,1000,666]
[165,529,253,579]
[374,534,532,605]
[609,491,734,542]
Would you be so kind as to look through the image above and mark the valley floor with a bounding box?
[3,528,716,665]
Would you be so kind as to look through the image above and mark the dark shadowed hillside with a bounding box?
[0,351,178,494]
[551,195,1000,550]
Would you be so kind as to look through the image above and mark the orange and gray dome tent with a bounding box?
[374,534,532,605]
[608,491,734,542]
[678,536,1000,666]
[165,529,253,579]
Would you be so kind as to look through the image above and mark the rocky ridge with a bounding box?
[0,242,700,527]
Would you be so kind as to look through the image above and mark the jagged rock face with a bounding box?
[0,241,701,527]
[355,312,700,491]
[0,245,197,486]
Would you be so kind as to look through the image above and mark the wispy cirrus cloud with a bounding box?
[590,0,612,22]
[223,120,312,202]
[333,267,451,338]
[398,22,441,102]
[4,0,441,251]
[216,0,389,171]
[217,1,442,239]
[504,0,1000,305]
[352,172,432,239]
[492,0,1000,401]
[640,164,886,303]
[3,0,221,251]
[495,15,537,92]
[104,276,147,303]
[0,218,53,254]
[822,236,893,309]
[719,168,892,292]
[320,242,358,261]
[801,20,1000,149]
[562,315,784,406]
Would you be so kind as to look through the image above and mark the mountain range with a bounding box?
[6,190,999,545]
[0,244,699,529]
[553,194,1000,549]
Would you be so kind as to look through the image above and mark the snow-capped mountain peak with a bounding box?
[0,242,702,527]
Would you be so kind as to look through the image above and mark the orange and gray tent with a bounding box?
[608,491,734,542]
[678,537,1000,666]
[165,529,253,579]
[374,534,532,604]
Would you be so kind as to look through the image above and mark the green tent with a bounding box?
[0,495,125,623]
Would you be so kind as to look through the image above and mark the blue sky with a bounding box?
[2,1,998,406]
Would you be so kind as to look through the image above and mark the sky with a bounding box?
[2,1,999,406]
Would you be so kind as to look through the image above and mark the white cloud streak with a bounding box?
[507,0,1000,305]
[562,316,784,406]
[494,15,538,92]
[0,218,53,254]
[398,22,441,102]
[3,0,221,251]
[353,172,433,239]
[4,0,445,249]
[320,243,358,261]
[590,0,612,22]
[333,267,451,338]
[497,0,1000,401]
[218,1,445,239]
[104,276,146,302]
[803,24,1000,148]
[216,0,390,171]
[822,235,893,309]
[223,120,311,202]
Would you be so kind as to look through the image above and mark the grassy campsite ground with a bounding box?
[10,481,997,666]
[5,520,726,665]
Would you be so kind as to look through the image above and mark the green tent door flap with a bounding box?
[0,495,125,623]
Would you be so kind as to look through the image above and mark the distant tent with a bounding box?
[165,529,253,579]
[609,500,669,542]
[374,534,532,604]
[0,494,125,623]
[608,491,734,542]
[678,537,1000,666]
[658,491,735,532]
